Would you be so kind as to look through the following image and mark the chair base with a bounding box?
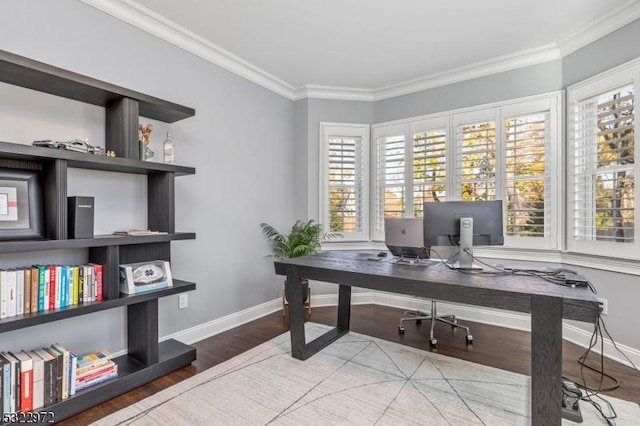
[398,300,472,346]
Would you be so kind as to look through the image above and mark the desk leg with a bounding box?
[286,268,305,360]
[531,295,563,426]
[337,285,351,330]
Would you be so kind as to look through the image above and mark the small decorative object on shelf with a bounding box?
[138,123,155,161]
[119,260,173,294]
[68,196,94,239]
[163,132,175,164]
[32,139,104,155]
[106,150,116,158]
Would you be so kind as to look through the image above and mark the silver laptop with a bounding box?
[384,218,429,259]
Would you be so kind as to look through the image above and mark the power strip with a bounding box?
[561,379,583,423]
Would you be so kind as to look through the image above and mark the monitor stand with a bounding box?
[453,216,482,270]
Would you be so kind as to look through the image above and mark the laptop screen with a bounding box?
[384,218,429,259]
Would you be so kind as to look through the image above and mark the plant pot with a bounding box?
[284,279,309,303]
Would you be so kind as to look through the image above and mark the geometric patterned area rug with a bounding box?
[94,323,640,426]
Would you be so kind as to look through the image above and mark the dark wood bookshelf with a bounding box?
[0,50,197,423]
[0,232,196,254]
[0,49,194,123]
[0,280,196,334]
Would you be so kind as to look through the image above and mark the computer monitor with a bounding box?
[384,218,429,259]
[423,200,504,269]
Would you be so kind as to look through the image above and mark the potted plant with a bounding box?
[260,220,337,311]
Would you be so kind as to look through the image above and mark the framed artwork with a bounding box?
[0,168,44,241]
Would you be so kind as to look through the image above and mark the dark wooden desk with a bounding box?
[274,251,600,426]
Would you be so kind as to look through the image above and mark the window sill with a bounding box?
[321,241,640,276]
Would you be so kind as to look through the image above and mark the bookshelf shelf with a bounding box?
[0,280,196,334]
[0,49,197,423]
[0,232,196,254]
[0,49,194,123]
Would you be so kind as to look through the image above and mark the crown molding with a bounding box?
[372,43,561,101]
[80,0,296,99]
[293,85,374,102]
[82,0,640,103]
[557,0,640,57]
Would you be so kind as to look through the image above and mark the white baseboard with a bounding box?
[166,291,640,370]
[164,299,282,345]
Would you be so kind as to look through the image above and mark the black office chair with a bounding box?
[398,299,473,347]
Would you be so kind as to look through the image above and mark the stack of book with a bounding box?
[0,263,104,319]
[0,345,117,415]
[75,350,118,392]
[1,343,78,414]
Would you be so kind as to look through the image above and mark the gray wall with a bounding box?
[563,18,640,87]
[375,60,563,123]
[0,0,295,354]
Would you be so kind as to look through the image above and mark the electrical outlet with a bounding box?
[597,297,608,315]
[179,293,188,309]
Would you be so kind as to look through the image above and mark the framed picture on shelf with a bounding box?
[0,168,45,241]
[119,260,173,294]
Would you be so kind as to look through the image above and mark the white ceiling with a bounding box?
[88,0,640,99]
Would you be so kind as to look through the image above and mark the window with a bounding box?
[568,63,639,258]
[372,95,559,249]
[320,122,370,241]
[504,113,550,239]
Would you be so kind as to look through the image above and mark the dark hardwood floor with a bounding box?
[60,304,640,425]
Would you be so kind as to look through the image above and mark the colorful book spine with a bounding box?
[93,264,103,301]
[47,266,55,311]
[30,267,39,314]
[12,351,33,413]
[59,266,67,309]
[23,269,31,315]
[37,266,46,312]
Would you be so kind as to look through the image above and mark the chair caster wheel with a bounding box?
[429,339,437,347]
[398,325,405,334]
[466,335,473,344]
[415,319,422,325]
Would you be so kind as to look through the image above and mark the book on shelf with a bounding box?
[0,352,19,413]
[75,369,117,391]
[76,350,112,374]
[33,348,56,407]
[1,352,12,414]
[26,350,45,411]
[43,347,62,404]
[12,351,33,413]
[49,344,69,400]
[112,229,168,236]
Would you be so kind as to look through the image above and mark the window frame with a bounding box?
[319,122,370,242]
[567,62,639,259]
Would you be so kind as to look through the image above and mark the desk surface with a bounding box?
[274,251,600,323]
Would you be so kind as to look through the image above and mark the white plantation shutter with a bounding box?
[412,128,447,218]
[375,134,406,231]
[504,113,551,239]
[320,123,369,241]
[455,120,497,201]
[572,85,635,245]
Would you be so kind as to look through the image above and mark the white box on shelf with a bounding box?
[119,260,173,294]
